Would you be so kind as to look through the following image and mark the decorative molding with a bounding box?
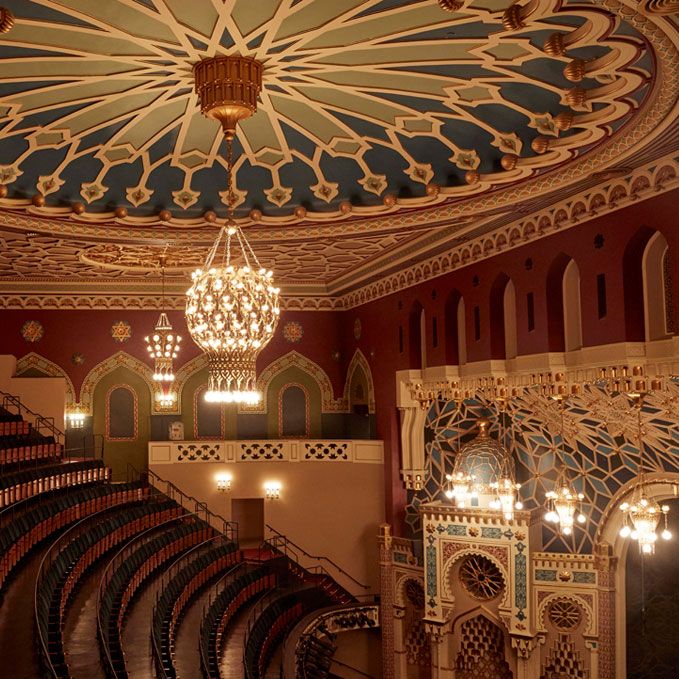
[14,352,76,407]
[104,383,138,442]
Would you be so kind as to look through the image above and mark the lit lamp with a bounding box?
[265,482,281,500]
[545,468,585,536]
[68,411,85,429]
[186,56,280,405]
[491,477,522,520]
[145,254,181,383]
[216,473,232,492]
[618,391,671,554]
[445,471,473,507]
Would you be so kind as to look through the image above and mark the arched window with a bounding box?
[503,279,517,359]
[489,273,511,359]
[547,253,582,352]
[563,259,583,351]
[408,301,425,369]
[194,385,224,439]
[623,226,657,342]
[278,383,309,438]
[106,385,137,441]
[642,231,673,341]
[444,289,463,365]
[457,297,467,365]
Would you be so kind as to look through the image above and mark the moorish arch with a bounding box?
[14,352,76,407]
[253,350,345,414]
[79,351,156,415]
[343,348,376,414]
[596,473,679,678]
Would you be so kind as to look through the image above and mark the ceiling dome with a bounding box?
[452,417,515,491]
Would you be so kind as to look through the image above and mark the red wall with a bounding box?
[2,188,679,534]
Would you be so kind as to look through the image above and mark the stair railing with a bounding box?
[126,464,238,544]
[0,390,64,443]
[265,524,371,596]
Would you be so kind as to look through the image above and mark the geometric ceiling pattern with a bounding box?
[414,385,679,554]
[0,0,676,298]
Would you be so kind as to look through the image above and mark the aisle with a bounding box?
[62,560,108,679]
[0,545,49,679]
[219,599,261,679]
[174,586,213,679]
[123,574,162,679]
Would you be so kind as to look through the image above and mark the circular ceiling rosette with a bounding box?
[0,0,660,230]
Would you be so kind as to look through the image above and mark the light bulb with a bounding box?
[620,525,631,538]
[563,526,572,535]
[577,514,586,523]
[662,530,672,540]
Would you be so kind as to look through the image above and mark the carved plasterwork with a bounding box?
[79,351,156,415]
[14,352,76,407]
[537,592,596,636]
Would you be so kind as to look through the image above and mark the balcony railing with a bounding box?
[148,439,383,465]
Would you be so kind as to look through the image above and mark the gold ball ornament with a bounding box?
[32,194,45,207]
[294,206,307,219]
[159,209,172,222]
[72,202,86,215]
[554,112,574,131]
[438,0,463,10]
[564,58,586,82]
[465,170,480,185]
[501,155,518,170]
[204,210,217,223]
[543,33,565,56]
[383,194,397,208]
[502,3,525,31]
[0,8,14,34]
[339,201,352,214]
[250,209,262,222]
[0,185,7,199]
[531,136,550,154]
[425,183,440,197]
[566,86,586,108]
[114,206,128,219]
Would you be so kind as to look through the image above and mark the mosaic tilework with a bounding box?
[409,384,679,554]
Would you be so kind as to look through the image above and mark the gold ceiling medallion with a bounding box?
[186,56,280,405]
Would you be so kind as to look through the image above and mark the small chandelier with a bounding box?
[544,399,586,535]
[145,254,181,381]
[186,56,280,404]
[619,393,671,554]
[545,468,586,535]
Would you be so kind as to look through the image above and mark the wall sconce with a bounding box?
[156,391,177,409]
[68,412,85,429]
[216,473,231,492]
[265,482,281,500]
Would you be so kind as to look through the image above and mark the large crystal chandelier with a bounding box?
[618,394,671,554]
[186,56,280,404]
[544,399,586,535]
[145,254,181,382]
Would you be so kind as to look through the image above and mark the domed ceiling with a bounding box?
[0,0,677,306]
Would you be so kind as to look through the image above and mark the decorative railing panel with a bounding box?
[149,439,383,464]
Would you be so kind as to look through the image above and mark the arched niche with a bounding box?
[105,384,137,441]
[596,474,679,677]
[504,279,517,359]
[546,254,582,352]
[178,366,236,440]
[642,231,673,341]
[193,383,225,439]
[408,300,425,370]
[92,365,151,481]
[489,273,511,360]
[279,383,309,438]
[622,227,657,342]
[265,365,322,439]
[444,289,464,365]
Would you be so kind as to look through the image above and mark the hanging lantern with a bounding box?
[545,468,586,536]
[145,255,181,382]
[618,394,671,554]
[186,55,279,404]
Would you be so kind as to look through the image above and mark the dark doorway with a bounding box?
[231,498,264,546]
